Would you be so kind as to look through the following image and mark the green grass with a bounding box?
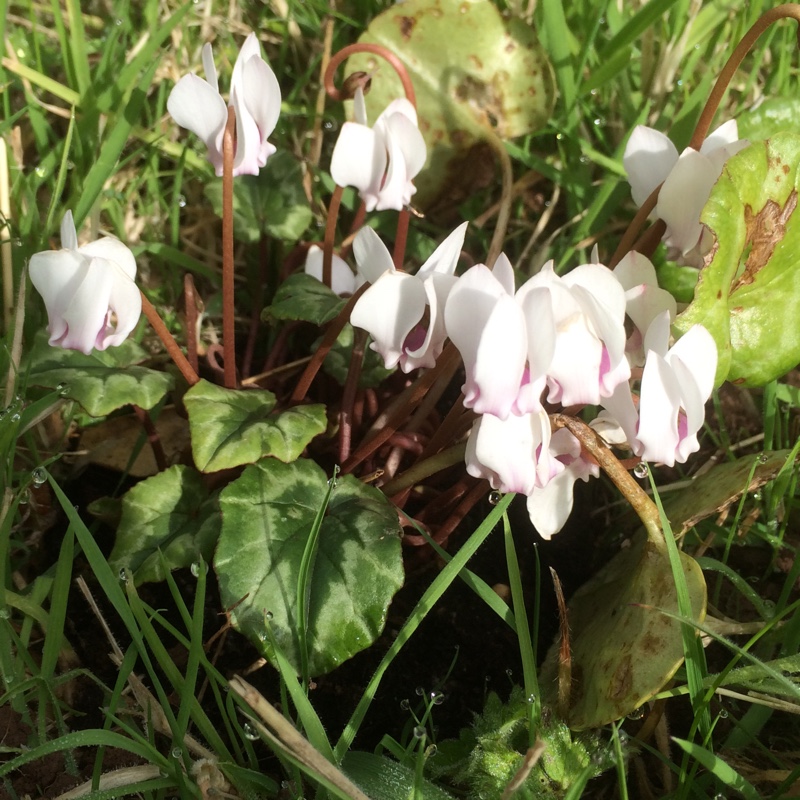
[3,0,800,798]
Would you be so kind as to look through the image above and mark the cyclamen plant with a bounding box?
[21,4,800,765]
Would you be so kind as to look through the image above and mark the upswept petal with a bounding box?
[101,264,143,349]
[79,236,137,280]
[167,73,228,170]
[402,272,457,371]
[352,225,396,284]
[636,351,684,465]
[231,86,264,176]
[330,122,385,211]
[376,97,419,128]
[350,272,426,369]
[201,43,218,91]
[60,210,78,251]
[445,264,526,418]
[304,245,357,296]
[492,252,516,296]
[231,32,262,86]
[465,410,552,495]
[700,119,740,155]
[376,121,417,211]
[526,430,598,539]
[613,251,677,336]
[657,147,718,255]
[58,258,116,355]
[416,222,467,278]
[29,250,88,339]
[516,286,554,413]
[381,110,427,184]
[241,55,281,155]
[667,323,717,402]
[623,125,679,206]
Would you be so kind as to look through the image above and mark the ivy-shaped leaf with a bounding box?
[27,331,174,416]
[109,465,220,584]
[184,379,327,472]
[676,133,800,386]
[262,273,347,326]
[206,151,312,243]
[216,458,404,675]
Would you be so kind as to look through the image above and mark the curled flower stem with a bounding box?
[222,106,237,389]
[323,185,344,289]
[689,4,800,151]
[551,413,662,543]
[324,43,417,107]
[140,292,199,386]
[290,284,369,404]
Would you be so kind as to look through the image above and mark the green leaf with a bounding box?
[539,536,707,730]
[342,752,456,800]
[183,379,327,472]
[675,133,800,386]
[320,323,394,388]
[263,272,347,326]
[27,333,174,416]
[738,97,800,141]
[216,458,404,675]
[109,466,221,585]
[346,0,555,205]
[671,739,760,800]
[205,151,312,243]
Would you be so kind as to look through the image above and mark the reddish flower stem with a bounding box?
[689,5,800,151]
[222,106,237,389]
[392,209,409,270]
[140,292,199,386]
[324,43,417,107]
[323,185,344,289]
[183,273,199,374]
[339,328,367,464]
[132,405,167,472]
[290,284,369,404]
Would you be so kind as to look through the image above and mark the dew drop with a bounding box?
[58,383,70,396]
[718,707,729,719]
[758,453,769,464]
[415,686,425,696]
[35,165,47,177]
[177,194,187,208]
[243,722,259,740]
[400,698,410,710]
[265,610,274,620]
[431,692,444,706]
[118,568,128,583]
[0,608,10,620]
[627,706,645,720]
[505,668,513,679]
[190,561,204,577]
[328,465,340,489]
[31,468,47,486]
[10,413,20,422]
[427,743,437,756]
[18,490,29,506]
[114,17,123,25]
[412,725,426,739]
[488,491,502,505]
[171,746,183,759]
[617,730,629,746]
[753,491,762,501]
[763,599,776,616]
[633,462,649,478]
[526,694,536,704]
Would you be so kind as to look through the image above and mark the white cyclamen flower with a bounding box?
[168,33,281,177]
[350,222,467,372]
[601,311,717,466]
[29,211,141,355]
[623,120,748,264]
[303,245,359,297]
[330,87,427,212]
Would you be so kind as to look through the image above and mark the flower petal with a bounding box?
[304,245,357,296]
[637,352,684,466]
[79,236,137,280]
[330,122,385,211]
[241,55,281,158]
[350,272,426,369]
[403,272,457,370]
[352,226,396,284]
[58,258,117,355]
[201,43,219,92]
[623,125,679,207]
[416,222,467,279]
[100,265,142,349]
[60,211,78,251]
[167,73,228,172]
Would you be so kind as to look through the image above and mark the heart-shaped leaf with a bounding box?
[216,458,403,675]
[109,465,221,584]
[539,536,707,730]
[263,273,347,326]
[675,133,800,386]
[346,0,555,205]
[27,332,174,416]
[184,379,327,472]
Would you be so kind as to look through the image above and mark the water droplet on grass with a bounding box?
[633,463,648,478]
[31,468,46,486]
[488,491,502,505]
[243,722,259,740]
[413,726,426,739]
